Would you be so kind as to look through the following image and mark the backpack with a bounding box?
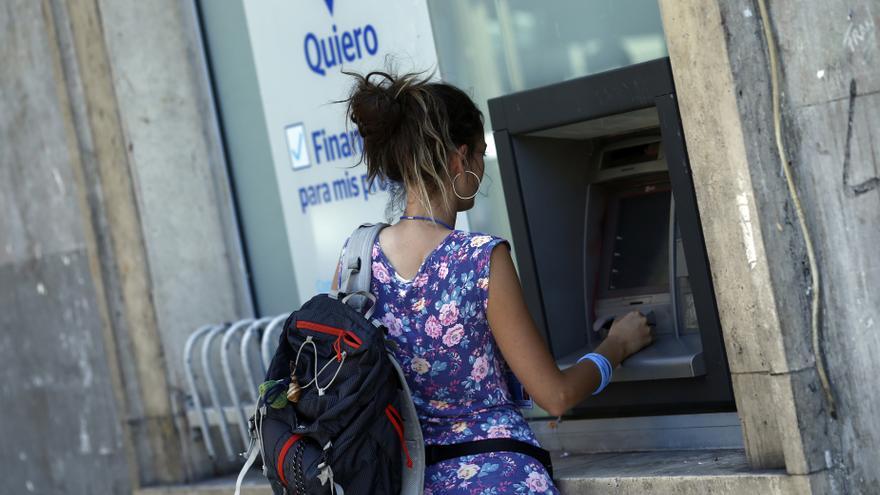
[234,223,425,495]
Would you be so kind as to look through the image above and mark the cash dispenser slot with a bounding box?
[489,58,734,416]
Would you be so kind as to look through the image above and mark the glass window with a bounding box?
[427,0,668,241]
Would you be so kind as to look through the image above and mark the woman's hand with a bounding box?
[487,246,655,416]
[606,311,653,358]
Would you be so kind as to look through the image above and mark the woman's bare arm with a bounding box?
[487,244,651,416]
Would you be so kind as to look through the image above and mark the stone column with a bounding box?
[1,0,252,490]
[660,1,880,493]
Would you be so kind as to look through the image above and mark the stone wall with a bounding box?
[660,1,880,493]
[0,0,251,491]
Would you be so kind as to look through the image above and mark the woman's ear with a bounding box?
[449,144,469,176]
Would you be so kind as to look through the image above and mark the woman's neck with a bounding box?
[402,195,457,230]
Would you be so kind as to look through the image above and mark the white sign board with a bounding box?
[243,0,462,298]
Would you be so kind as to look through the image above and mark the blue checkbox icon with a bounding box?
[285,123,311,170]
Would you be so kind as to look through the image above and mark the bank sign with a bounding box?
[243,0,447,300]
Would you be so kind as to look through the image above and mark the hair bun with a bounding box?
[347,72,408,141]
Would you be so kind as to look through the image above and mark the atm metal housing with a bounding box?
[489,58,734,417]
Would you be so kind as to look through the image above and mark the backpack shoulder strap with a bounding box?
[332,222,388,313]
[387,353,425,494]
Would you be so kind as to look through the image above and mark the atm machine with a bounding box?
[490,58,734,417]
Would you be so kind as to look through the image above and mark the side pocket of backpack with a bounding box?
[265,312,297,382]
[260,412,304,492]
[359,400,404,493]
[384,403,411,470]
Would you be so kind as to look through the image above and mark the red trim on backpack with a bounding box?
[387,404,403,424]
[385,405,412,469]
[296,320,363,361]
[277,434,303,487]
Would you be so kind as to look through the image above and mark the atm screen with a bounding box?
[604,188,671,296]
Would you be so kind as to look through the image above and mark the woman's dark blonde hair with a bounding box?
[343,71,484,215]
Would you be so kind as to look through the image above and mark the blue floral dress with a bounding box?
[350,229,558,494]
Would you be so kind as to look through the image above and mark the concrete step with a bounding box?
[137,471,269,495]
[137,449,812,495]
[552,449,817,494]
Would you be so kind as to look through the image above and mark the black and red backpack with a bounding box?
[234,223,424,495]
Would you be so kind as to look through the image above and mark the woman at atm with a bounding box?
[334,71,652,493]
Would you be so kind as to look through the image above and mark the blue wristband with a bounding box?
[578,352,613,395]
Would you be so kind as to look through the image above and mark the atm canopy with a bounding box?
[489,58,676,135]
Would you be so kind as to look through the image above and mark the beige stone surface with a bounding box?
[137,451,825,495]
[731,372,785,468]
[2,0,253,488]
[553,450,829,494]
[660,0,880,491]
[657,0,788,468]
[657,1,790,375]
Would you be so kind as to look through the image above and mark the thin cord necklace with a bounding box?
[399,215,454,231]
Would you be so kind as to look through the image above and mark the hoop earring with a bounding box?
[452,171,481,200]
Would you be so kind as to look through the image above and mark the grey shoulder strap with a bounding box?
[333,222,388,314]
[388,353,425,495]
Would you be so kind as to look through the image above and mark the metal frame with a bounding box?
[493,128,553,350]
[489,57,734,417]
[241,317,274,402]
[200,325,236,457]
[261,314,288,369]
[530,412,743,453]
[221,319,256,446]
[655,90,731,397]
[182,314,289,460]
[490,60,674,134]
[184,324,221,459]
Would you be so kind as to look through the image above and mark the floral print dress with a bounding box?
[353,229,558,494]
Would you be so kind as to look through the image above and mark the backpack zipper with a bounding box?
[296,320,363,361]
[276,434,303,487]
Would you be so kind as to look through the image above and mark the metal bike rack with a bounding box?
[184,324,220,459]
[261,314,287,370]
[201,324,237,458]
[241,317,273,403]
[183,313,289,460]
[221,319,256,447]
